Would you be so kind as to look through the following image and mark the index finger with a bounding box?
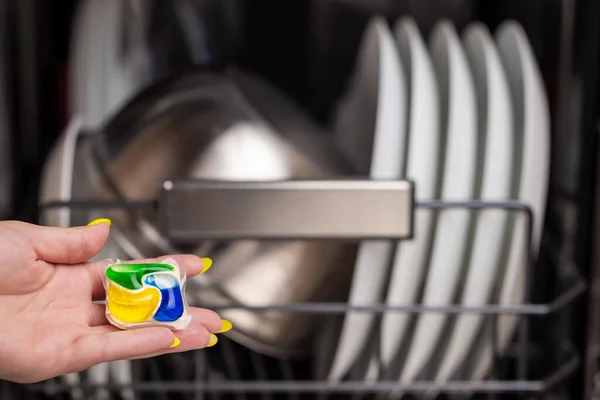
[87,254,212,300]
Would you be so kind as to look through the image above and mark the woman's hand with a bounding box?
[0,219,228,384]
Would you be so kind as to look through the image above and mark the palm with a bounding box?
[2,268,92,380]
[0,221,223,384]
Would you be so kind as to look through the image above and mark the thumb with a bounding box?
[7,218,111,264]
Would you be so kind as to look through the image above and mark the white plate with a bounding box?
[396,19,478,384]
[69,0,142,129]
[380,16,441,369]
[469,20,550,381]
[69,0,102,127]
[328,16,408,381]
[432,22,514,383]
[39,117,83,228]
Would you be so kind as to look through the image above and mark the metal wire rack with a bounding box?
[9,179,586,400]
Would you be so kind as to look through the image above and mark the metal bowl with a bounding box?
[42,67,356,358]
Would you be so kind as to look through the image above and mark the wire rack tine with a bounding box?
[194,350,206,400]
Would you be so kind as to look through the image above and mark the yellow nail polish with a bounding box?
[218,320,233,333]
[169,337,181,349]
[207,334,218,347]
[196,257,212,275]
[87,218,112,227]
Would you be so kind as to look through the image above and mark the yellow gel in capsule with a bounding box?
[106,282,161,323]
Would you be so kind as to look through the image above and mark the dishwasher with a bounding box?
[1,1,599,399]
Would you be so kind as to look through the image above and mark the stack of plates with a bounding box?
[323,15,550,391]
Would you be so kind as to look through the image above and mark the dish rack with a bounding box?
[14,177,584,400]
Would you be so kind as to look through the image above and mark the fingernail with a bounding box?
[87,218,112,227]
[169,336,181,349]
[218,320,233,333]
[195,257,212,275]
[207,334,218,347]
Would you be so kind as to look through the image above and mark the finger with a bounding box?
[87,309,227,359]
[88,303,108,327]
[4,219,110,265]
[127,326,215,360]
[189,306,225,334]
[90,312,220,337]
[89,254,212,300]
[88,323,213,358]
[67,327,175,372]
[87,303,224,332]
[124,254,211,277]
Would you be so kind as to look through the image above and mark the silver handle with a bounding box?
[158,179,415,241]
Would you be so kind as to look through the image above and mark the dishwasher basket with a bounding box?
[14,178,585,400]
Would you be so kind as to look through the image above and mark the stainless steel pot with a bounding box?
[43,67,356,358]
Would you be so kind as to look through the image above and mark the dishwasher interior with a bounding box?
[0,1,599,399]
